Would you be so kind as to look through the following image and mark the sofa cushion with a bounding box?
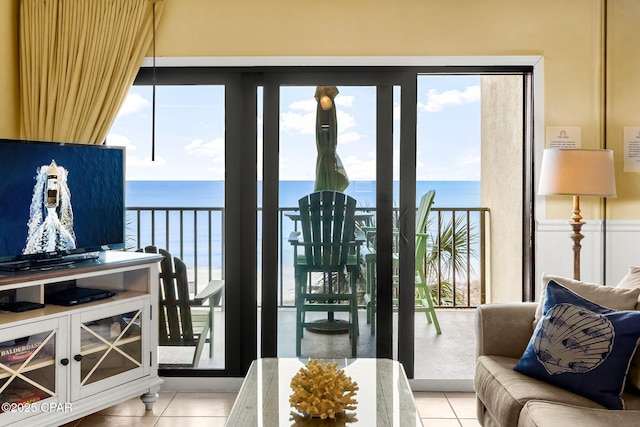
[518,401,640,427]
[475,355,605,427]
[616,266,640,306]
[533,273,640,330]
[515,281,640,409]
[615,266,640,391]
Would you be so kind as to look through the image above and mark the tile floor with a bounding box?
[61,391,480,426]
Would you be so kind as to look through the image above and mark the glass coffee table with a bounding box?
[226,358,423,426]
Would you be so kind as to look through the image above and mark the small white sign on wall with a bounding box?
[546,126,581,149]
[624,126,640,173]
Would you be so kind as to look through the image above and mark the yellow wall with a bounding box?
[152,0,636,220]
[607,0,640,219]
[155,0,596,58]
[0,0,19,139]
[149,0,622,303]
[1,0,637,220]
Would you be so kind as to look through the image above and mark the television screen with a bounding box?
[0,139,125,265]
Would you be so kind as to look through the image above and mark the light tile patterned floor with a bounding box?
[62,391,479,426]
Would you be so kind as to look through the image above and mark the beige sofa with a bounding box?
[474,302,640,427]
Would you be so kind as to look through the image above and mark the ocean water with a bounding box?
[126,180,480,208]
[125,180,480,278]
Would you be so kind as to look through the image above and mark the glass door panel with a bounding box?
[411,74,524,381]
[71,300,148,400]
[0,317,63,424]
[0,331,56,410]
[410,74,482,381]
[108,84,226,371]
[114,66,532,379]
[79,309,142,386]
[276,85,378,359]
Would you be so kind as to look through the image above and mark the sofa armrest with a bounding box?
[475,302,537,359]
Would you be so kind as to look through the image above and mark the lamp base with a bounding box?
[570,195,584,281]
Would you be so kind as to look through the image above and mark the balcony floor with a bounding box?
[159,308,476,383]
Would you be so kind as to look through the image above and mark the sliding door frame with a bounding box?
[134,59,541,379]
[260,70,402,363]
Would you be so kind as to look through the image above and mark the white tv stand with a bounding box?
[0,251,163,426]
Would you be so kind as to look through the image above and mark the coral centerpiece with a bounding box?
[289,359,359,419]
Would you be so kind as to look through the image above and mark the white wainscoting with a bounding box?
[535,220,640,299]
[604,220,640,285]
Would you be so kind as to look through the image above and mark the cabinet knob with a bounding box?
[74,354,83,362]
[60,358,69,366]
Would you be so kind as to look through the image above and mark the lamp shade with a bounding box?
[538,149,617,197]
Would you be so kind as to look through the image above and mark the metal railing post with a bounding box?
[126,206,488,308]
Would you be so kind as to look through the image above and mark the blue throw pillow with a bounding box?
[514,280,640,409]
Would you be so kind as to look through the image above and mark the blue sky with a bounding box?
[107,75,480,182]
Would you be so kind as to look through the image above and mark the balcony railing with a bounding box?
[126,206,488,308]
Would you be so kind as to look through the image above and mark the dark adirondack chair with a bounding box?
[138,246,224,367]
[288,191,365,357]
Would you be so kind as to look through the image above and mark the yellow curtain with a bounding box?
[19,0,165,144]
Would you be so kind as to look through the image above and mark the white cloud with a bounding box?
[418,85,480,112]
[105,133,136,151]
[117,93,149,117]
[416,150,481,181]
[184,138,225,179]
[279,154,315,181]
[184,137,224,162]
[184,138,203,151]
[281,97,358,136]
[289,99,316,112]
[335,95,355,107]
[126,155,167,167]
[280,110,315,135]
[342,151,376,181]
[339,131,363,145]
[336,110,356,131]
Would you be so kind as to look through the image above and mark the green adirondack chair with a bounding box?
[412,190,442,333]
[363,190,441,334]
[288,191,365,357]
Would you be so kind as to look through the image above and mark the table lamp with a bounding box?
[538,148,616,280]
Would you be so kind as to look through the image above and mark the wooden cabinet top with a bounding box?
[0,251,162,287]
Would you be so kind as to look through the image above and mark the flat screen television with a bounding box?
[0,139,125,270]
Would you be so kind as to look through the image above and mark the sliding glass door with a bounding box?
[112,65,534,379]
[260,72,400,362]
